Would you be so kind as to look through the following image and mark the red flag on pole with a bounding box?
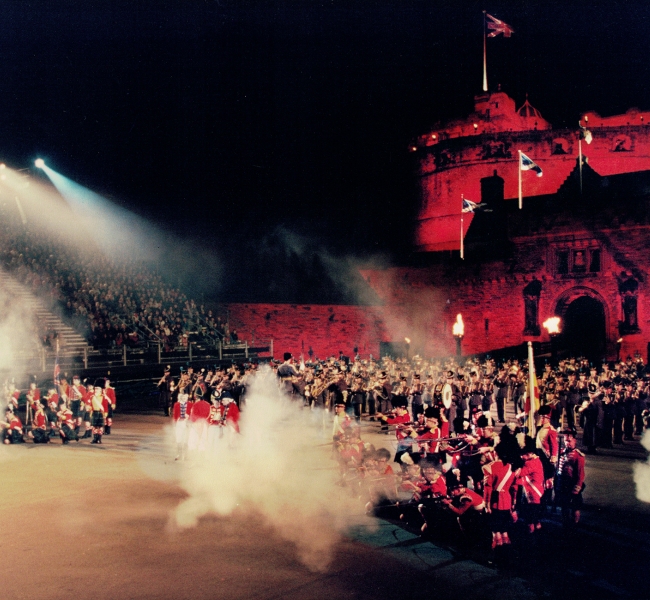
[486,13,514,37]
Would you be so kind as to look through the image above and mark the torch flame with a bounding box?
[542,317,561,335]
[404,337,411,345]
[452,314,464,337]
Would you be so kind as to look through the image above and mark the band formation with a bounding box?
[5,350,649,553]
[1,375,116,445]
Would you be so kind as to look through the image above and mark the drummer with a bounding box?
[442,371,461,426]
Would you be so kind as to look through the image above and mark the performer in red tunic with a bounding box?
[103,378,117,435]
[483,442,519,547]
[218,393,240,434]
[1,409,24,444]
[45,387,60,439]
[415,407,443,462]
[377,399,414,465]
[58,405,79,444]
[81,383,94,439]
[518,437,545,533]
[28,402,50,444]
[188,389,211,453]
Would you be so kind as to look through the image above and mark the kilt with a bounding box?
[32,428,50,444]
[61,423,79,441]
[8,429,24,444]
[70,400,82,418]
[91,412,105,428]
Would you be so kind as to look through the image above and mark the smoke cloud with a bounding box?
[634,431,650,503]
[167,367,368,571]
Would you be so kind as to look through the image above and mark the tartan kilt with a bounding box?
[61,423,78,441]
[32,428,50,443]
[91,412,105,428]
[9,429,24,444]
[70,400,82,418]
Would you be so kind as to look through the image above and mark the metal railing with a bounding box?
[6,337,274,379]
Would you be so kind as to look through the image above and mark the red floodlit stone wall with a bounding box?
[364,223,650,361]
[225,220,650,363]
[225,303,389,360]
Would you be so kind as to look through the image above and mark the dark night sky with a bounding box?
[2,1,650,301]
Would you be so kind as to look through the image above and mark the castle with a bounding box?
[229,89,650,363]
[359,89,650,362]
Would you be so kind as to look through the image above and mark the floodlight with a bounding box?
[35,159,45,169]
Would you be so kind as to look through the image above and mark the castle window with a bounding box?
[552,137,569,154]
[572,250,587,273]
[555,247,601,275]
[612,135,632,152]
[590,249,601,273]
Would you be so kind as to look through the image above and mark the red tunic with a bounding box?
[190,399,211,421]
[484,460,518,511]
[104,387,116,408]
[418,476,447,498]
[33,411,47,429]
[219,403,240,433]
[417,427,442,453]
[7,414,22,432]
[537,425,559,460]
[70,384,86,401]
[518,455,545,504]
[383,413,411,441]
[173,401,193,421]
[561,448,586,494]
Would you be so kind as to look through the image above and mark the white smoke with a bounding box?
[634,430,650,502]
[167,367,368,571]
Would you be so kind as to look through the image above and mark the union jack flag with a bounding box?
[486,13,514,38]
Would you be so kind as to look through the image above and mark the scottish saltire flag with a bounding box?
[486,13,514,37]
[462,198,491,213]
[520,153,543,177]
[462,198,478,213]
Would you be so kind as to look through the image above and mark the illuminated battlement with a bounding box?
[412,91,650,252]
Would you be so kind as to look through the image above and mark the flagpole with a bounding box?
[460,194,465,260]
[482,11,488,92]
[527,341,537,437]
[518,150,523,209]
[578,137,583,195]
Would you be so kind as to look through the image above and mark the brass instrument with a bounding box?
[310,376,337,398]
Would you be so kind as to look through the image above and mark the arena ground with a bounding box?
[1,413,649,600]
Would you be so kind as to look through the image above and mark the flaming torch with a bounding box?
[543,316,561,363]
[616,337,623,362]
[404,337,411,360]
[452,314,464,360]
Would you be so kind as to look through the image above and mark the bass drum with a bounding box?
[442,383,453,409]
